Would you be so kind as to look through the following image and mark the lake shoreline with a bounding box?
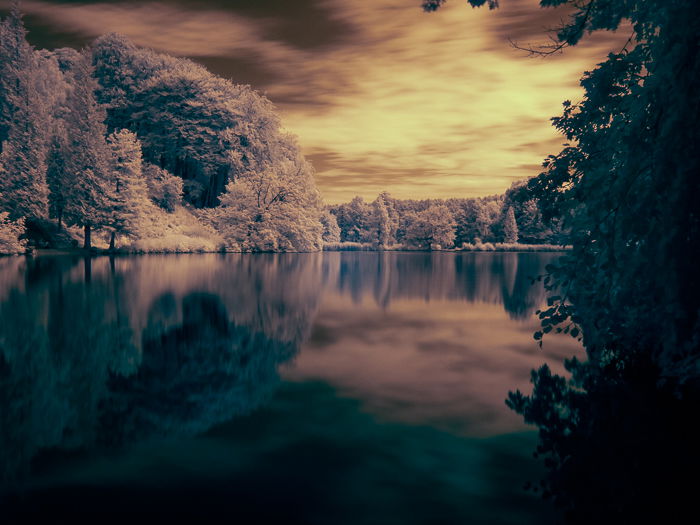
[0,243,571,258]
[322,242,570,253]
[2,244,572,257]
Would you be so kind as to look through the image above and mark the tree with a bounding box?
[106,129,151,249]
[454,198,499,244]
[0,1,24,147]
[330,196,372,243]
[378,191,400,241]
[370,195,392,248]
[213,144,323,252]
[425,0,700,521]
[454,200,481,245]
[91,34,297,208]
[61,54,114,249]
[404,204,456,249]
[46,133,68,229]
[0,6,55,221]
[143,163,183,213]
[515,0,700,373]
[516,199,548,243]
[320,210,341,243]
[502,206,518,243]
[502,180,553,243]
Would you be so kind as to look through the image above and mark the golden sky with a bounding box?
[4,0,625,202]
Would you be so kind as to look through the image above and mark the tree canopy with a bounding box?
[0,9,325,253]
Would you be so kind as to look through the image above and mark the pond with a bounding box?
[0,252,582,524]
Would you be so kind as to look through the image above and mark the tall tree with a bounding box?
[62,54,114,249]
[0,1,24,148]
[502,206,518,243]
[378,191,399,241]
[0,6,54,221]
[370,195,392,248]
[106,129,150,249]
[46,133,67,228]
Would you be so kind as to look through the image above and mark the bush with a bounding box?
[118,205,224,253]
[144,163,184,213]
[322,241,374,251]
[0,213,27,255]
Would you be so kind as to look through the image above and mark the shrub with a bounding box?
[0,212,27,255]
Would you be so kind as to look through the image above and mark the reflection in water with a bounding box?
[0,254,322,484]
[289,253,579,437]
[326,252,552,319]
[102,293,297,446]
[0,252,573,523]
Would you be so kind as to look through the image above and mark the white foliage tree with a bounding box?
[62,54,114,249]
[143,163,183,213]
[0,6,56,221]
[215,137,323,252]
[106,129,151,248]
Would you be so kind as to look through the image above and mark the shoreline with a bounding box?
[2,244,571,257]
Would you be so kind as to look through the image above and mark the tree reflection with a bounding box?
[0,255,321,485]
[0,251,557,487]
[102,293,296,446]
[507,355,699,523]
[329,252,556,319]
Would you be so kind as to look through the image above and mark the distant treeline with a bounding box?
[0,7,324,254]
[328,182,567,250]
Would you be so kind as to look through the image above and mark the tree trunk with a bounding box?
[83,256,92,284]
[83,223,91,250]
[109,231,115,251]
[57,209,62,230]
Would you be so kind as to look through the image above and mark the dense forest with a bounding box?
[0,6,324,254]
[328,181,566,249]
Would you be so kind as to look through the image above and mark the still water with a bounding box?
[0,252,581,524]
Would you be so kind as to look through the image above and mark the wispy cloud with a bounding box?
[6,0,625,202]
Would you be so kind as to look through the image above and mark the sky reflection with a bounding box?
[285,279,582,437]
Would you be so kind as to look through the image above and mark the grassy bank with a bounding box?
[457,242,570,252]
[322,242,570,252]
[7,241,571,256]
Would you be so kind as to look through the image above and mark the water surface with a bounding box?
[0,252,581,523]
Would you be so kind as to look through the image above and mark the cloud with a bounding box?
[276,0,625,201]
[3,0,627,202]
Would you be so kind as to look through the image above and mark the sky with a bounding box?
[2,0,625,203]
